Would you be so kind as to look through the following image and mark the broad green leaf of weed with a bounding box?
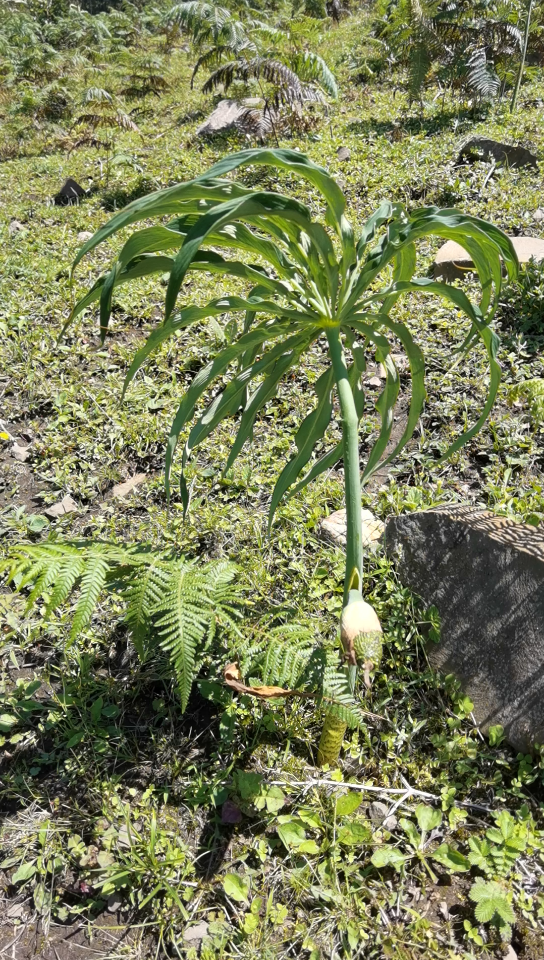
[234,770,263,800]
[336,792,362,817]
[277,820,306,849]
[432,843,470,872]
[0,714,18,732]
[34,882,52,915]
[371,847,407,870]
[223,873,249,903]
[415,804,442,834]
[12,862,36,884]
[337,821,372,845]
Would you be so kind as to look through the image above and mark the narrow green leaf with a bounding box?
[269,365,335,526]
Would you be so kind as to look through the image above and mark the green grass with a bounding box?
[1,6,544,958]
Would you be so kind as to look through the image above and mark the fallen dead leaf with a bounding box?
[223,664,383,718]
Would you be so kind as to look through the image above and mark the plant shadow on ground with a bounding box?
[345,105,490,139]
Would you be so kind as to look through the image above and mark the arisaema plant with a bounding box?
[67,148,517,766]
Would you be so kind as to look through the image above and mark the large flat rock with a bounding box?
[319,508,384,549]
[196,98,261,137]
[457,136,539,169]
[434,236,544,281]
[385,505,544,751]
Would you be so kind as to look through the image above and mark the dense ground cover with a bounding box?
[1,3,544,957]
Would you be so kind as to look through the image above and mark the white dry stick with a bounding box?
[269,776,495,814]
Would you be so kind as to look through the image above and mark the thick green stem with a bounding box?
[511,0,533,114]
[327,326,363,608]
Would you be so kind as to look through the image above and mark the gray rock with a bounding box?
[434,235,544,281]
[457,136,538,169]
[54,178,86,205]
[383,814,398,831]
[107,894,123,913]
[367,376,383,388]
[533,208,544,222]
[369,801,388,822]
[77,230,93,243]
[44,494,78,519]
[9,220,25,237]
[112,473,146,498]
[196,99,261,137]
[6,901,26,918]
[11,443,31,462]
[438,900,449,920]
[320,508,384,550]
[183,921,209,942]
[336,146,351,162]
[369,802,397,829]
[502,948,517,960]
[385,505,544,751]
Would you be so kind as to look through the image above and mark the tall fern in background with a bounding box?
[165,0,337,135]
[375,0,523,103]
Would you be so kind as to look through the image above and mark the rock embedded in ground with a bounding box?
[183,922,209,942]
[434,236,544,281]
[336,146,351,162]
[457,136,539,169]
[53,178,86,205]
[8,220,25,237]
[77,230,93,243]
[320,508,384,550]
[11,442,31,463]
[385,505,544,752]
[44,494,79,519]
[112,473,146,498]
[502,948,517,960]
[533,208,544,222]
[107,894,123,913]
[196,99,261,137]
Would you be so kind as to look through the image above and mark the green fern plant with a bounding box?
[2,540,238,711]
[375,0,523,103]
[167,1,337,137]
[510,378,544,424]
[67,147,516,764]
[237,623,370,730]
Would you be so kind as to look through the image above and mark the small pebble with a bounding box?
[183,921,209,942]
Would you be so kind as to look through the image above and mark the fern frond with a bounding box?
[321,665,368,729]
[510,378,544,422]
[465,48,500,98]
[82,86,113,103]
[121,557,171,659]
[69,552,110,642]
[165,1,248,51]
[262,625,315,687]
[4,539,238,711]
[154,560,210,710]
[202,57,325,105]
[235,105,277,140]
[45,555,86,618]
[289,51,338,99]
[408,40,432,100]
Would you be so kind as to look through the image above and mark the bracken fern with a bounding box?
[3,540,239,711]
